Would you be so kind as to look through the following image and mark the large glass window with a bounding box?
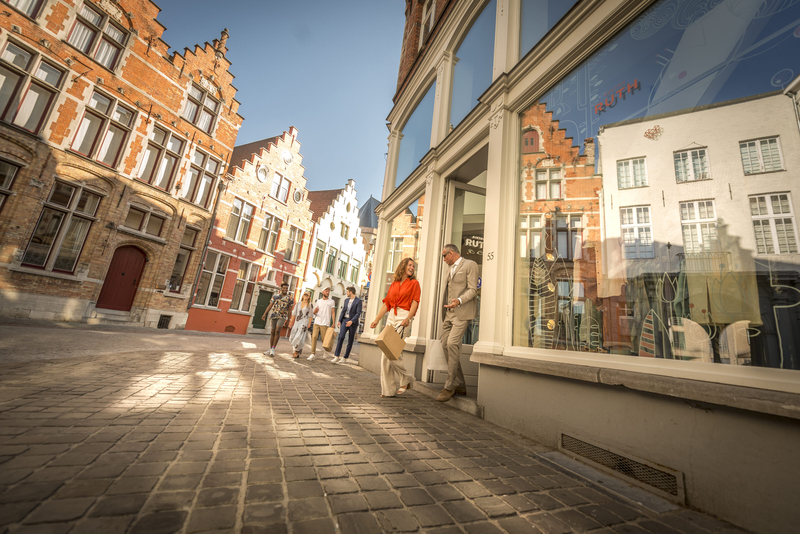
[449,0,496,129]
[67,3,127,70]
[395,82,435,187]
[0,41,63,133]
[270,173,290,203]
[182,84,219,134]
[514,0,800,373]
[71,90,135,167]
[5,0,46,18]
[180,150,220,208]
[195,251,229,308]
[138,125,184,190]
[230,260,258,312]
[257,213,282,254]
[226,198,254,244]
[520,0,580,59]
[284,226,304,263]
[383,195,424,296]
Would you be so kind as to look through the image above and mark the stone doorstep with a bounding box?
[403,380,484,419]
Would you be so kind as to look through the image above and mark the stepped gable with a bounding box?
[228,136,280,173]
[307,189,344,223]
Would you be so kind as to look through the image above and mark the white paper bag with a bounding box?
[426,339,448,371]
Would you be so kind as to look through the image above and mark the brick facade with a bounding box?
[0,0,243,329]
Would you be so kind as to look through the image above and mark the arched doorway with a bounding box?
[96,246,147,311]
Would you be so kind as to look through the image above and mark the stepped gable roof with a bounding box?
[358,195,380,229]
[228,136,279,173]
[307,189,344,223]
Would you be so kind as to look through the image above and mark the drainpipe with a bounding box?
[300,220,317,299]
[186,177,228,310]
[790,92,800,139]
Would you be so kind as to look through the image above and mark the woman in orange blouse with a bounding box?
[370,257,419,397]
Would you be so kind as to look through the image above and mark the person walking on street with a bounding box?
[370,258,419,397]
[438,244,478,402]
[288,292,313,358]
[308,287,336,361]
[333,286,362,364]
[262,282,294,356]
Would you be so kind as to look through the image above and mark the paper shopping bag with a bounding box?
[425,339,448,371]
[322,327,336,351]
[375,324,405,361]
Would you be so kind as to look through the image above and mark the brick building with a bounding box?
[0,0,243,330]
[184,128,314,335]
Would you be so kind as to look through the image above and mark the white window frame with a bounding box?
[283,273,298,294]
[194,251,230,308]
[620,206,654,259]
[419,0,436,50]
[535,168,562,200]
[21,180,102,273]
[138,125,185,191]
[180,150,220,208]
[230,260,259,312]
[284,226,304,263]
[71,90,136,168]
[679,200,717,254]
[182,84,219,134]
[740,137,783,175]
[617,157,648,189]
[270,173,291,203]
[67,2,128,70]
[226,197,254,245]
[257,213,282,254]
[387,237,404,274]
[519,214,544,259]
[749,193,798,255]
[0,40,64,134]
[168,226,198,293]
[674,148,710,183]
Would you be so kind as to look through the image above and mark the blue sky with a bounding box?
[155,0,406,205]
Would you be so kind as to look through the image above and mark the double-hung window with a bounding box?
[388,237,403,273]
[284,226,304,263]
[0,159,20,212]
[349,260,360,284]
[138,126,184,190]
[740,137,783,175]
[0,41,64,133]
[535,169,562,200]
[674,148,709,182]
[313,241,326,269]
[168,227,198,293]
[123,205,166,237]
[5,0,46,18]
[340,223,349,239]
[620,206,654,259]
[194,251,229,308]
[617,158,647,189]
[270,173,290,203]
[419,0,436,48]
[283,273,298,294]
[519,215,544,259]
[679,200,717,254]
[230,260,258,312]
[338,252,349,279]
[226,198,254,244]
[181,150,220,207]
[182,84,219,133]
[67,3,127,70]
[257,213,282,254]
[22,181,101,273]
[326,247,337,275]
[750,194,798,255]
[554,215,582,260]
[71,91,135,167]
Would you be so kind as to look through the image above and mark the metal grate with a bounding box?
[157,315,171,329]
[561,434,678,497]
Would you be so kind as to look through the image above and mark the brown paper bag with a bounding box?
[375,324,405,361]
[322,327,336,351]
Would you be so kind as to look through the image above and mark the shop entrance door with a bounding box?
[430,176,486,392]
[96,246,146,311]
[251,287,273,332]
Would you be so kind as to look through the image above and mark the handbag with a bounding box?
[375,324,405,361]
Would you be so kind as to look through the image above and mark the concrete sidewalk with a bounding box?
[0,323,747,533]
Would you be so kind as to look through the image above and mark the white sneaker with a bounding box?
[269,348,275,356]
[263,351,271,355]
[331,357,341,363]
[307,353,315,361]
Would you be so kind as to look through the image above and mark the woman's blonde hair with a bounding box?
[300,292,311,307]
[394,257,416,282]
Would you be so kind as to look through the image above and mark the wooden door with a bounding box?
[96,246,146,311]
[251,288,273,330]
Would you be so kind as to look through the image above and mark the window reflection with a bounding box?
[519,0,579,58]
[383,195,424,298]
[396,83,436,188]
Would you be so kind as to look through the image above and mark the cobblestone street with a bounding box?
[0,321,747,533]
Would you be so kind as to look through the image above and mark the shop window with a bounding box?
[325,247,337,275]
[71,90,135,168]
[620,206,654,259]
[520,0,579,59]
[194,251,229,308]
[535,169,561,200]
[4,0,46,18]
[750,194,797,255]
[449,0,496,129]
[395,81,435,187]
[0,159,20,212]
[313,240,326,269]
[338,252,349,279]
[182,84,219,134]
[257,213,282,254]
[740,137,783,175]
[0,41,64,133]
[180,150,220,208]
[522,130,539,154]
[138,125,184,191]
[230,260,258,312]
[168,227,198,293]
[270,173,290,203]
[382,195,424,314]
[67,3,128,70]
[679,200,717,254]
[21,181,100,273]
[284,226,304,263]
[226,197,254,244]
[617,158,647,189]
[674,149,709,183]
[419,0,435,49]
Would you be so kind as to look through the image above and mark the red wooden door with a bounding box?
[96,246,146,311]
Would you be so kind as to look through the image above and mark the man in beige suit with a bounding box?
[437,243,479,402]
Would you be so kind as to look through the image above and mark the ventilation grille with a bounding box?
[561,434,679,498]
[157,315,171,329]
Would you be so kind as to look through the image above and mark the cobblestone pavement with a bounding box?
[0,322,748,533]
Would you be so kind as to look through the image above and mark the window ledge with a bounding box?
[676,177,713,184]
[191,305,221,311]
[618,185,649,190]
[744,169,786,176]
[116,226,167,244]
[66,149,119,172]
[176,196,211,212]
[5,263,99,283]
[227,309,252,316]
[471,351,800,421]
[284,260,299,266]
[221,236,247,246]
[162,291,189,299]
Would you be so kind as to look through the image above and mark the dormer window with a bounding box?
[67,3,128,70]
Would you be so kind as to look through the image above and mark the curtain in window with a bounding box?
[69,22,95,53]
[72,112,102,155]
[0,67,21,116]
[153,154,176,189]
[10,0,39,16]
[97,124,124,166]
[53,217,90,272]
[94,39,118,69]
[13,83,49,131]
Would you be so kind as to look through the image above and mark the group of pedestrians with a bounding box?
[261,283,362,363]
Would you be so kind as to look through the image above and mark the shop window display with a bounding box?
[514,0,800,371]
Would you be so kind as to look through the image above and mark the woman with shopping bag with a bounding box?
[369,257,419,397]
[288,292,313,358]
